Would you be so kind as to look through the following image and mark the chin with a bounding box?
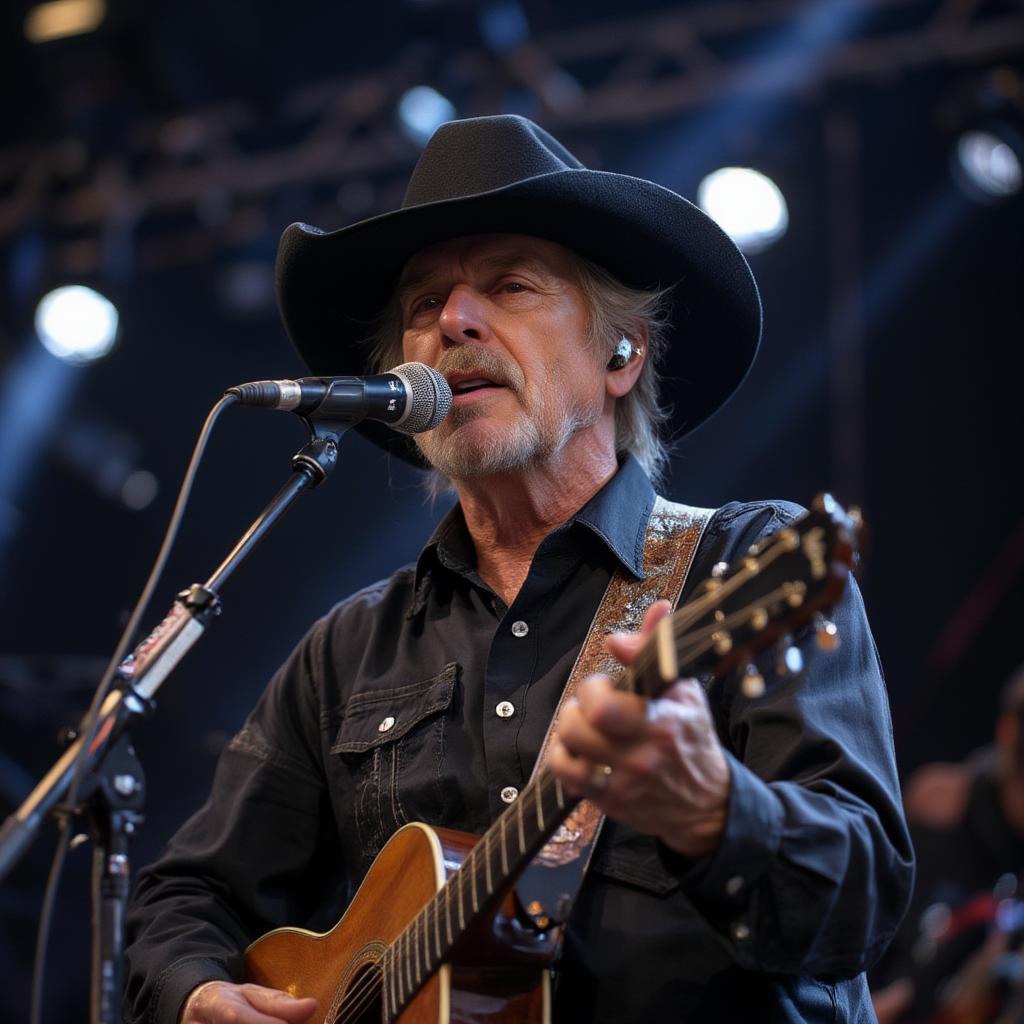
[417,418,544,479]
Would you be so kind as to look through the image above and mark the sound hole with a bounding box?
[332,961,383,1024]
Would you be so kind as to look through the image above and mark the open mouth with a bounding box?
[447,373,508,399]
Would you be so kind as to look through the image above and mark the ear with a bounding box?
[605,326,649,399]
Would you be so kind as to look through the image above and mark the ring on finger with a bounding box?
[590,762,613,789]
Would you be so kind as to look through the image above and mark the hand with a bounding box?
[549,599,731,858]
[180,980,318,1024]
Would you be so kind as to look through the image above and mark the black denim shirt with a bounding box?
[124,457,913,1024]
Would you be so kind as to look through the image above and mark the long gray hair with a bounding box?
[366,248,674,488]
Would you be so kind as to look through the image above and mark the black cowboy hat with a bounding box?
[275,114,762,465]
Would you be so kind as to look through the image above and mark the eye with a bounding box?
[409,295,442,317]
[497,280,528,295]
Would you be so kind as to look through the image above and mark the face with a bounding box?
[397,235,611,480]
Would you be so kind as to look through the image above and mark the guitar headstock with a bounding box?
[631,494,863,699]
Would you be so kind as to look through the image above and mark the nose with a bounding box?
[438,285,486,347]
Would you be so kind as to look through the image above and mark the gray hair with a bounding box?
[366,249,674,488]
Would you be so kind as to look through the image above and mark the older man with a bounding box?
[125,116,913,1024]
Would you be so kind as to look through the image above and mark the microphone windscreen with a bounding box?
[390,362,452,434]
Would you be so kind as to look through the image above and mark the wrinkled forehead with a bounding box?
[397,233,576,293]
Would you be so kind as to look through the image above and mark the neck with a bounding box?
[453,436,619,605]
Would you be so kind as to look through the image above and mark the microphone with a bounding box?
[227,362,452,434]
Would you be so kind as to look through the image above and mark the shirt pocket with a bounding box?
[330,663,457,866]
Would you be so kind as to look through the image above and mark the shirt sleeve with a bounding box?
[123,618,344,1024]
[666,503,915,978]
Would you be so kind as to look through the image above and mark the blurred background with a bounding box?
[0,0,1022,1019]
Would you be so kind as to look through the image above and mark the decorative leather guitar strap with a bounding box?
[515,496,715,926]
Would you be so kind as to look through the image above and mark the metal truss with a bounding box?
[1,0,1022,277]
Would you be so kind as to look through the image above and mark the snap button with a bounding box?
[495,701,515,718]
[510,620,529,637]
[500,786,519,803]
[732,921,751,942]
[377,716,396,733]
[725,875,745,896]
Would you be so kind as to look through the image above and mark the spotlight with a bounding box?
[397,87,457,146]
[34,285,119,365]
[24,0,105,44]
[478,1,530,53]
[697,167,789,254]
[953,128,1022,201]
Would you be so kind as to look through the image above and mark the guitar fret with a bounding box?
[535,784,545,831]
[499,815,509,874]
[484,834,493,895]
[433,901,442,960]
[516,794,526,853]
[444,887,453,944]
[469,852,479,912]
[554,775,565,809]
[457,871,466,929]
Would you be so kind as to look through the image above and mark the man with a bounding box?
[872,665,1024,1023]
[125,115,913,1023]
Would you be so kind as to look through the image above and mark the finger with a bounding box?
[549,733,624,800]
[660,677,710,710]
[574,676,649,741]
[242,985,319,1023]
[557,698,624,764]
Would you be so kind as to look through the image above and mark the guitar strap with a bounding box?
[516,495,715,926]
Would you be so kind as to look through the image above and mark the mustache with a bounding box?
[435,347,525,394]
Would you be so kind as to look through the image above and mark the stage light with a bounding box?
[953,129,1022,201]
[34,285,119,365]
[397,87,457,146]
[24,0,105,43]
[697,167,789,254]
[478,1,530,53]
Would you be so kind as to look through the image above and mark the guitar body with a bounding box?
[245,822,552,1024]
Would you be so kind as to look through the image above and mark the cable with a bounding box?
[30,392,237,1024]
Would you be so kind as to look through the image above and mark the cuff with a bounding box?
[153,956,234,1024]
[660,751,784,910]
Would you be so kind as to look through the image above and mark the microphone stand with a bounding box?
[0,421,349,1024]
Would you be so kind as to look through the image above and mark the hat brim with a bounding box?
[275,168,762,466]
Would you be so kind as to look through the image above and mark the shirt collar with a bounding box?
[412,455,657,595]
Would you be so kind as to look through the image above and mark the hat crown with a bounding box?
[402,114,584,209]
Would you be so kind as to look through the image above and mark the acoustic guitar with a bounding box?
[245,495,861,1023]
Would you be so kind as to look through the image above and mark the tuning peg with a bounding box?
[814,614,840,651]
[741,664,765,699]
[775,636,804,677]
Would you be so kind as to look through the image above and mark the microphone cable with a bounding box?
[30,392,238,1024]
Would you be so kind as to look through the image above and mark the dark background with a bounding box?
[1,0,1022,1019]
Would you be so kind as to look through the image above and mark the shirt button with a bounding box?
[510,620,529,638]
[732,921,751,942]
[377,716,396,733]
[500,786,519,803]
[725,875,745,897]
[495,701,515,719]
